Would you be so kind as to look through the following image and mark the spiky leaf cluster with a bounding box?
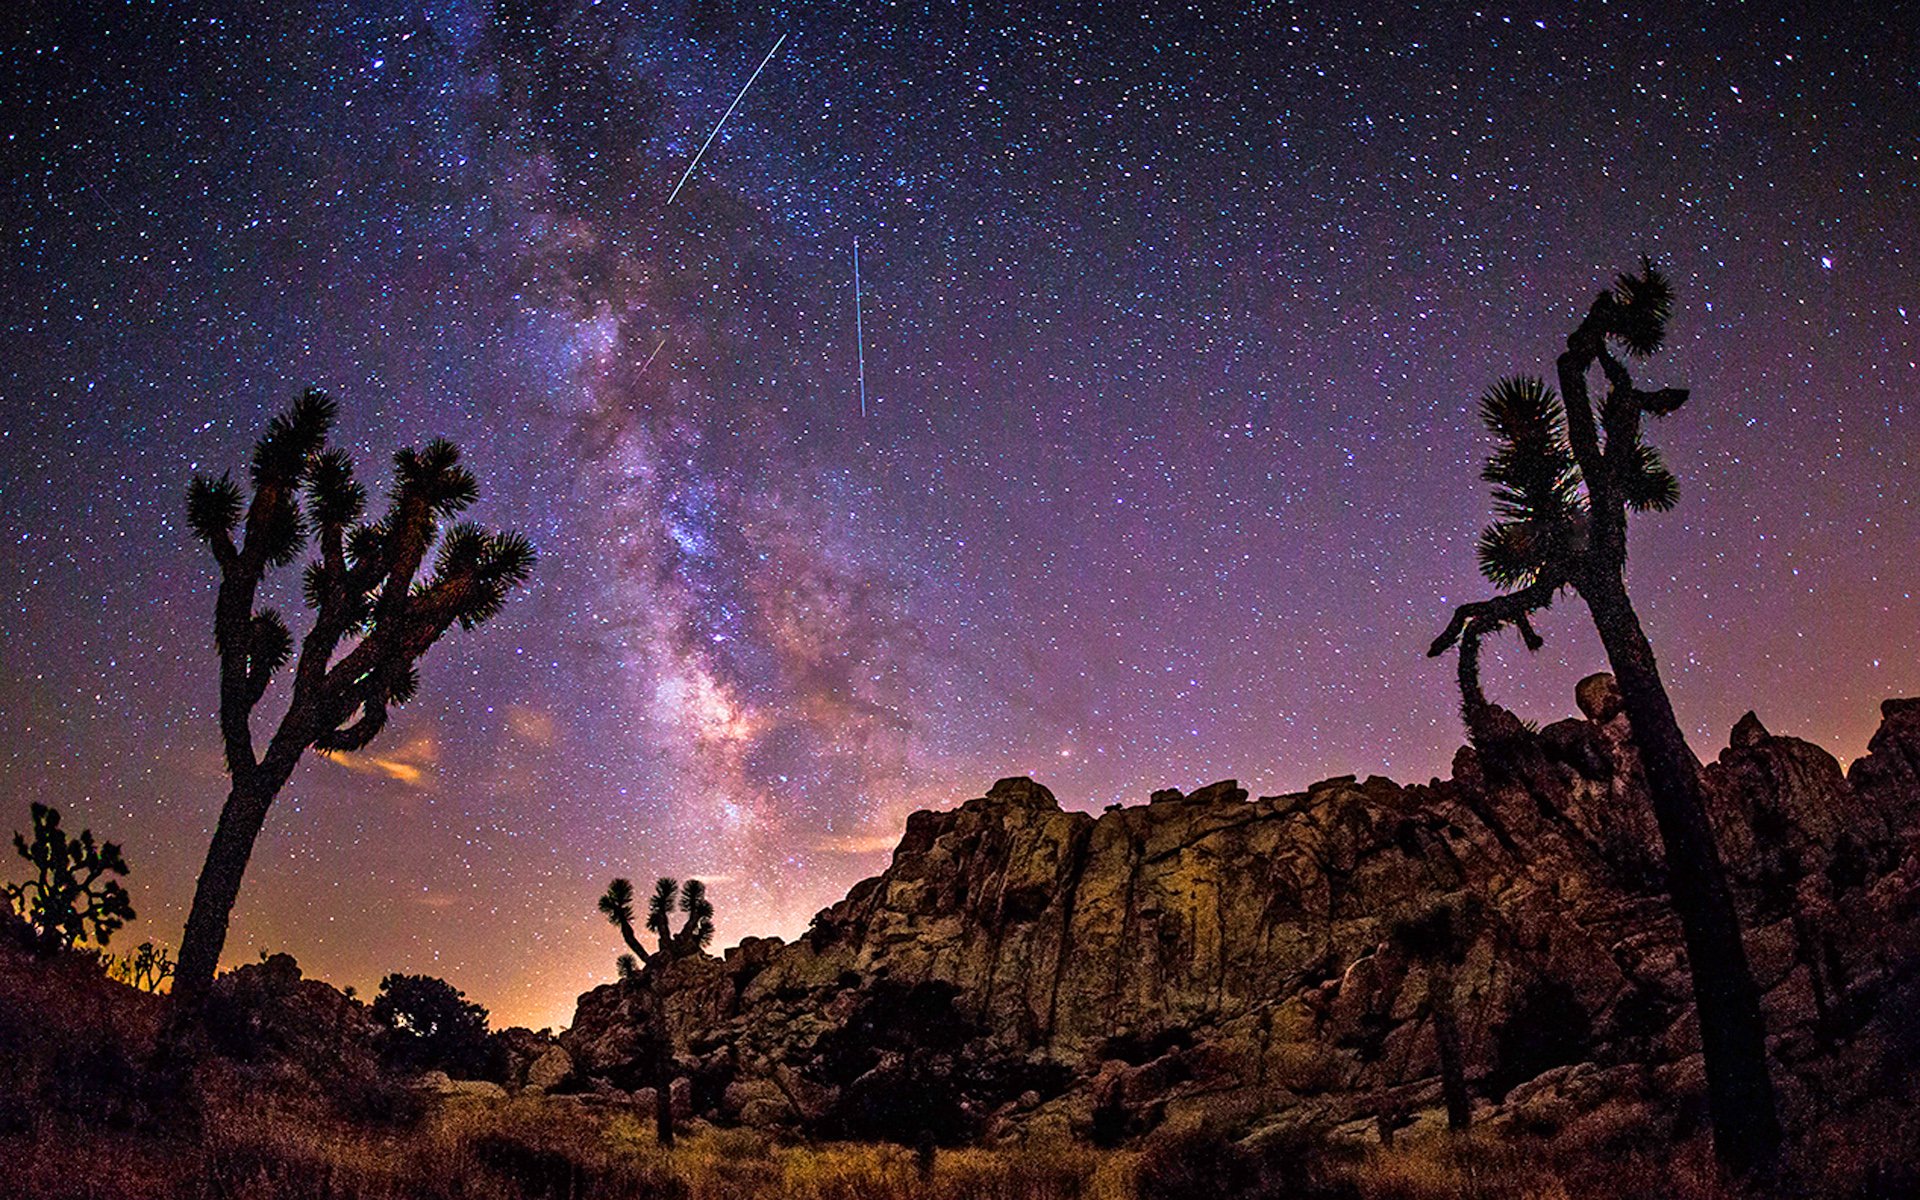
[4,803,135,952]
[600,875,718,975]
[1464,261,1685,597]
[675,878,716,955]
[1608,257,1675,358]
[1475,376,1582,589]
[646,877,678,943]
[598,877,636,929]
[183,389,535,782]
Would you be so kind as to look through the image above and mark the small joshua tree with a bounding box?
[597,876,715,1145]
[173,390,534,1007]
[1430,261,1778,1172]
[106,940,177,993]
[5,802,135,953]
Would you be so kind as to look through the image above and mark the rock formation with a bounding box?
[561,685,1920,1146]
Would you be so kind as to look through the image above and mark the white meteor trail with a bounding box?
[853,236,867,418]
[639,330,672,375]
[666,33,788,206]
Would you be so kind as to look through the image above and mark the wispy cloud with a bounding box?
[324,733,438,790]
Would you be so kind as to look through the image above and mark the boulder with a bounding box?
[414,1070,508,1101]
[1575,672,1624,723]
[525,1046,573,1093]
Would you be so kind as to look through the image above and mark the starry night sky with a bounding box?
[2,2,1916,1029]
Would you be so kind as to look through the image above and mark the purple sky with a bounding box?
[3,2,1915,1028]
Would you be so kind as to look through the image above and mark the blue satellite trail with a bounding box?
[853,236,867,418]
[666,33,788,206]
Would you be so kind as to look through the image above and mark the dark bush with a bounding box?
[371,972,491,1078]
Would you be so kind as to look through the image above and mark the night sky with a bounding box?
[3,2,1916,1030]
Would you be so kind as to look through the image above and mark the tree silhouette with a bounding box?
[597,875,714,1145]
[372,972,493,1077]
[4,802,135,953]
[1430,261,1779,1172]
[1389,899,1483,1132]
[174,390,534,1006]
[106,940,177,993]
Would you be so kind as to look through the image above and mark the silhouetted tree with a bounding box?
[1430,261,1779,1173]
[1389,899,1483,1131]
[106,940,177,993]
[174,390,534,1007]
[372,972,492,1077]
[4,802,135,953]
[598,875,714,1145]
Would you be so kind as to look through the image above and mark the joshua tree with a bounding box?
[1389,899,1483,1132]
[174,390,534,1007]
[106,940,178,993]
[1430,261,1779,1172]
[5,802,135,953]
[598,876,715,1145]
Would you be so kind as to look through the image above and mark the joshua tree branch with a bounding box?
[1428,576,1562,658]
[1556,293,1613,496]
[618,921,653,965]
[213,577,262,779]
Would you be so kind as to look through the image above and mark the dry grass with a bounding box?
[10,1095,1139,1200]
[7,934,1915,1200]
[1348,1131,1729,1200]
[9,1084,1915,1200]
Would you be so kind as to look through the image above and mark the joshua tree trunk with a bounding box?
[1428,965,1471,1131]
[1580,577,1780,1172]
[649,979,676,1147]
[173,785,277,1007]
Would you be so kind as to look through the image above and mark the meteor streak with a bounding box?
[639,330,671,375]
[666,33,788,206]
[853,236,867,419]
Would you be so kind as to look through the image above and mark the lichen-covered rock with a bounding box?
[562,690,1920,1145]
[525,1046,572,1093]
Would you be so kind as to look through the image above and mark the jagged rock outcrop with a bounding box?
[564,686,1920,1145]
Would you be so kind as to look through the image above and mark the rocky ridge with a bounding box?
[561,684,1920,1146]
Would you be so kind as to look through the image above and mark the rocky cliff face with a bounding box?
[562,686,1920,1146]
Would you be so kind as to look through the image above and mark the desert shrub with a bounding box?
[812,980,980,1146]
[372,972,492,1077]
[1137,1123,1359,1200]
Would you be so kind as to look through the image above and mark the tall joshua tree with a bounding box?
[1429,261,1779,1172]
[598,876,714,1145]
[175,390,534,1006]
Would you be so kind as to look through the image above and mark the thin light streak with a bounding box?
[854,236,867,419]
[639,330,671,375]
[666,33,788,207]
